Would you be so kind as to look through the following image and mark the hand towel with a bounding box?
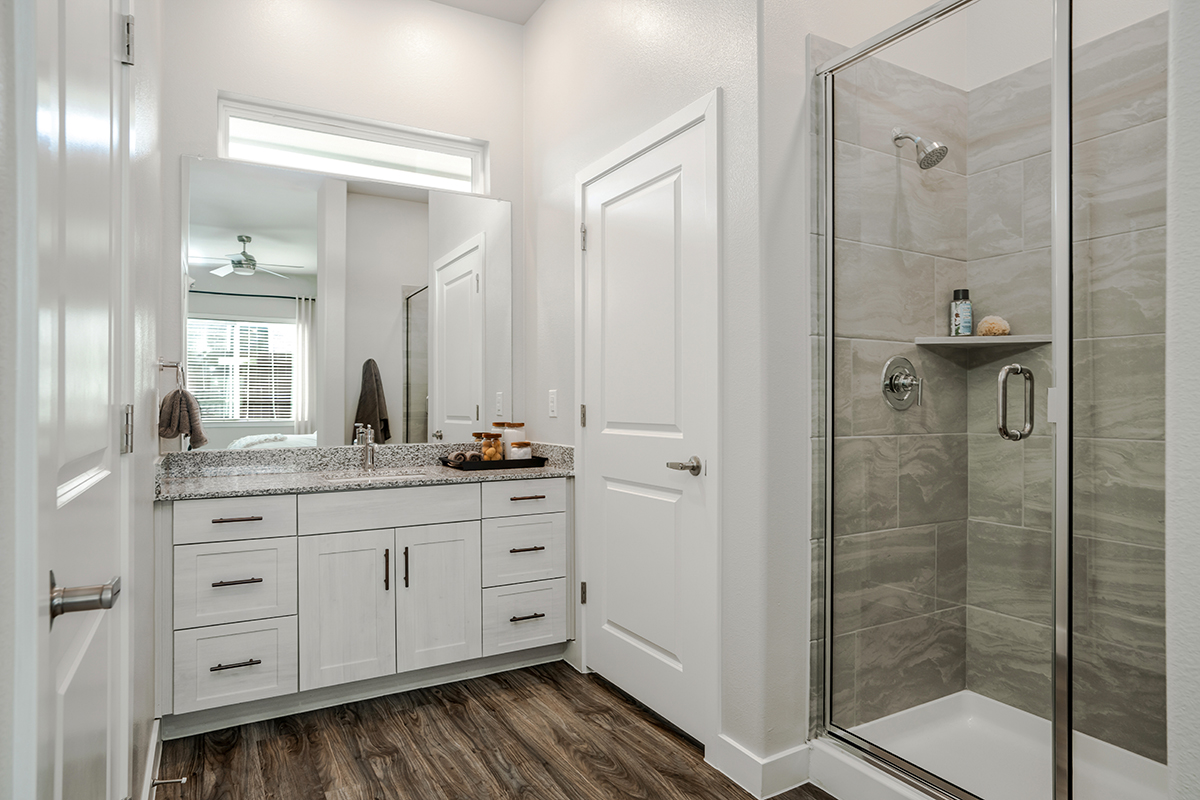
[158,388,208,449]
[353,358,391,443]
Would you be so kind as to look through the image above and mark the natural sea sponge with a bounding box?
[977,315,1011,336]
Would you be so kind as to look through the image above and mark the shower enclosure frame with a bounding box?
[814,0,1074,798]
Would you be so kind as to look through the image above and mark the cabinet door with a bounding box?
[396,521,482,672]
[298,529,396,690]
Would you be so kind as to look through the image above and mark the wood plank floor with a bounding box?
[157,661,836,800]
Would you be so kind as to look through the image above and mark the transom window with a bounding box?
[187,318,297,421]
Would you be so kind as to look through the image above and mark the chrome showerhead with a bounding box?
[892,127,949,170]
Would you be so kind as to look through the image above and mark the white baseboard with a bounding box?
[139,718,162,800]
[705,734,811,799]
[807,739,932,800]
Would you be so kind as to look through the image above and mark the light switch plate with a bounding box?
[495,392,503,416]
[548,389,558,418]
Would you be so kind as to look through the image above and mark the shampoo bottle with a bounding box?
[951,289,972,336]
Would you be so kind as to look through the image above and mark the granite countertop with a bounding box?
[155,442,574,502]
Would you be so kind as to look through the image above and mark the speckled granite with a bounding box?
[156,442,573,501]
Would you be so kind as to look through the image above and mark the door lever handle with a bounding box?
[49,571,120,625]
[666,456,702,476]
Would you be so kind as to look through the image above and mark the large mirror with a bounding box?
[182,157,512,449]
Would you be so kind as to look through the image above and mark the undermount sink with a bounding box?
[320,469,429,485]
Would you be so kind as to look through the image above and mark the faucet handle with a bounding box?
[365,425,375,444]
[354,422,365,445]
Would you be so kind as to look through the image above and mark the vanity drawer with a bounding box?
[173,617,298,714]
[482,514,567,588]
[174,537,298,630]
[297,483,480,535]
[482,578,567,656]
[173,495,297,545]
[481,478,567,519]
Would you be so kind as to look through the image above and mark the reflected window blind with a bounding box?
[186,318,297,421]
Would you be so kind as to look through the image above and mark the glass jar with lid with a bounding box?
[480,432,504,461]
[509,441,532,460]
[503,422,525,459]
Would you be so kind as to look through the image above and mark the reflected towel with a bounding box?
[353,358,391,443]
[158,388,208,449]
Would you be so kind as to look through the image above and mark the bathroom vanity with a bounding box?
[154,449,574,737]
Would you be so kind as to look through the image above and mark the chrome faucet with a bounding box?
[354,423,376,471]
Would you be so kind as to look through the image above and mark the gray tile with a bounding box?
[1077,538,1165,657]
[1073,635,1166,764]
[811,435,827,540]
[936,519,967,607]
[968,162,1024,259]
[832,62,860,147]
[832,436,898,536]
[966,607,1053,719]
[811,537,826,638]
[966,248,1052,336]
[1073,438,1164,547]
[812,335,826,437]
[833,337,852,437]
[809,638,826,739]
[967,520,1053,625]
[854,608,966,724]
[968,59,1051,175]
[1072,13,1168,144]
[1022,153,1052,251]
[967,343,1053,437]
[850,340,968,436]
[833,240,935,341]
[1077,227,1166,338]
[810,234,825,335]
[899,434,968,526]
[967,433,1023,526]
[1022,436,1053,531]
[934,258,968,338]
[834,141,968,260]
[830,632,857,729]
[832,526,938,632]
[1073,118,1167,242]
[1073,335,1165,440]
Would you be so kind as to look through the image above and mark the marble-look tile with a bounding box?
[834,141,968,261]
[811,537,826,638]
[1073,635,1166,764]
[967,343,1053,437]
[936,519,967,607]
[831,62,860,147]
[967,520,1053,625]
[966,607,1053,719]
[809,638,826,739]
[811,336,826,438]
[830,633,858,729]
[1022,436,1053,531]
[1072,13,1168,145]
[1076,227,1166,338]
[811,435,827,540]
[934,258,968,338]
[1022,153,1052,251]
[1073,118,1167,242]
[1073,438,1164,548]
[966,248,1052,336]
[1077,538,1165,657]
[831,436,898,536]
[832,526,938,632]
[899,434,968,526]
[849,340,968,436]
[833,337,853,437]
[1072,535,1091,636]
[1073,335,1165,440]
[967,433,1023,526]
[811,234,826,335]
[833,240,935,341]
[854,608,966,725]
[968,162,1024,260]
[968,59,1051,175]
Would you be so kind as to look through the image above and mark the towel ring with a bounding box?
[158,359,185,390]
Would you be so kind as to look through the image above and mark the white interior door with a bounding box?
[31,0,131,797]
[429,234,484,442]
[580,95,720,743]
[396,521,482,672]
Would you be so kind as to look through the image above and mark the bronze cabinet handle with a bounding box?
[384,548,390,591]
[509,545,546,554]
[509,495,546,502]
[211,516,264,524]
[211,577,264,588]
[403,546,409,588]
[210,658,261,672]
[510,612,546,623]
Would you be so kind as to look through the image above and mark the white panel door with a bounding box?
[29,0,131,797]
[429,234,484,442]
[580,97,719,743]
[396,521,482,672]
[298,529,396,689]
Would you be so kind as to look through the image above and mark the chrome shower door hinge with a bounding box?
[121,404,134,454]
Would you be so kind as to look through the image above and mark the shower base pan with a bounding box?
[848,691,1165,800]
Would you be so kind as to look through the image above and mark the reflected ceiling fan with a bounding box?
[193,235,305,279]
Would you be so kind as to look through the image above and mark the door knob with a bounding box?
[666,456,702,476]
[49,571,120,626]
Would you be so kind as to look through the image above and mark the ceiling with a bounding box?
[429,0,545,25]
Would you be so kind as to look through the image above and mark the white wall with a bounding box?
[345,193,428,443]
[1167,0,1200,795]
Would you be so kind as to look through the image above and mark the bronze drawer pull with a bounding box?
[211,516,263,524]
[510,495,546,502]
[211,577,263,588]
[509,545,546,554]
[210,658,261,672]
[384,548,390,591]
[403,546,409,588]
[510,612,546,623]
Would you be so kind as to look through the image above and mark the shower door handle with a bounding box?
[997,364,1034,441]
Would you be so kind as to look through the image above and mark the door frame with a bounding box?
[572,90,723,743]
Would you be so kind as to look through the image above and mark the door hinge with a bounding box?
[121,404,134,454]
[580,581,587,604]
[580,404,586,427]
[476,404,480,420]
[121,15,134,65]
[580,223,587,252]
[476,273,480,293]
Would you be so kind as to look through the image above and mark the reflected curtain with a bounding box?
[294,297,317,435]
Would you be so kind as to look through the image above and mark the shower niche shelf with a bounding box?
[915,334,1051,348]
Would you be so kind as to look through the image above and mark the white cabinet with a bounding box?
[481,477,567,518]
[298,529,396,690]
[482,578,568,656]
[396,522,482,672]
[482,513,567,588]
[173,617,298,714]
[174,494,297,545]
[174,537,297,629]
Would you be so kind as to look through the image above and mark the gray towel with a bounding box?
[158,388,208,449]
[353,358,391,443]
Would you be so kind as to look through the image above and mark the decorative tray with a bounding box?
[439,456,548,471]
